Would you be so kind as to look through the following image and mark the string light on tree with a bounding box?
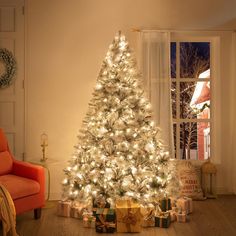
[61,31,179,206]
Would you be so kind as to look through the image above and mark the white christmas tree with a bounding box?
[62,32,178,206]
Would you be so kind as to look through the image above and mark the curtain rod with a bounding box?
[131,28,236,33]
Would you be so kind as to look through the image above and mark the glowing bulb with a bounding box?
[119,41,126,50]
[73,165,78,171]
[96,83,103,90]
[62,178,68,185]
[77,173,82,179]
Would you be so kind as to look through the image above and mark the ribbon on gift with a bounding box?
[144,209,154,221]
[116,199,138,232]
[160,198,171,211]
[97,214,116,232]
[142,209,155,227]
[126,200,137,232]
[156,212,170,228]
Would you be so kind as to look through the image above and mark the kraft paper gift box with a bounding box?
[57,200,72,217]
[95,208,116,233]
[140,205,155,227]
[176,210,187,223]
[159,198,172,212]
[116,199,142,233]
[155,212,171,228]
[176,197,193,214]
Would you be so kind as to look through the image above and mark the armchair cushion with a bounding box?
[0,151,13,175]
[0,174,40,200]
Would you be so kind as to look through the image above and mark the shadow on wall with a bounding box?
[216,17,236,29]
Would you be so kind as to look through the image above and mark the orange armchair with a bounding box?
[0,128,45,219]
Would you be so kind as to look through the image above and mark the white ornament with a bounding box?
[145,142,155,153]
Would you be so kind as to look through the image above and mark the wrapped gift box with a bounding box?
[141,205,155,227]
[167,210,177,222]
[95,208,116,233]
[70,202,90,219]
[57,200,72,217]
[159,198,172,212]
[116,199,142,233]
[169,197,178,207]
[176,211,187,223]
[176,197,193,214]
[155,212,171,228]
[83,214,96,228]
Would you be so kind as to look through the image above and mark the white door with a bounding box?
[0,0,25,160]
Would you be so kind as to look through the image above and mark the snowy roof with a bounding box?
[190,69,210,108]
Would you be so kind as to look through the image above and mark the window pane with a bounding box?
[171,82,176,119]
[171,42,176,78]
[180,82,210,119]
[180,122,210,160]
[180,42,210,78]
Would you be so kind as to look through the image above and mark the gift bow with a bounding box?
[97,214,116,232]
[122,212,137,225]
[143,209,154,221]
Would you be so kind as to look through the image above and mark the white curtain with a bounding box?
[232,32,236,193]
[139,31,174,158]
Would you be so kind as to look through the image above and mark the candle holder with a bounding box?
[40,133,48,162]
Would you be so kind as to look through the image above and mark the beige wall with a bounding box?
[25,0,236,199]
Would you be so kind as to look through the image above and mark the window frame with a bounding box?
[170,32,221,163]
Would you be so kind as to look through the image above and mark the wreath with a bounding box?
[0,48,17,89]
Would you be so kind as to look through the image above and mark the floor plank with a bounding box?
[8,195,236,236]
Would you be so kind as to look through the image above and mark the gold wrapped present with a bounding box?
[57,200,71,217]
[141,205,155,227]
[116,199,142,233]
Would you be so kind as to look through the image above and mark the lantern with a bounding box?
[201,159,217,199]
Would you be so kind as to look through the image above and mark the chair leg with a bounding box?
[34,208,42,219]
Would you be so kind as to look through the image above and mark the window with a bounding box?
[171,41,211,160]
[140,31,223,163]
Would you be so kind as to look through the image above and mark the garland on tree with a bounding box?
[62,31,179,207]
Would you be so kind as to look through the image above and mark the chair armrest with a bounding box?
[12,160,45,184]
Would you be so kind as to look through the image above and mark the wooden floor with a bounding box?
[5,195,236,236]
